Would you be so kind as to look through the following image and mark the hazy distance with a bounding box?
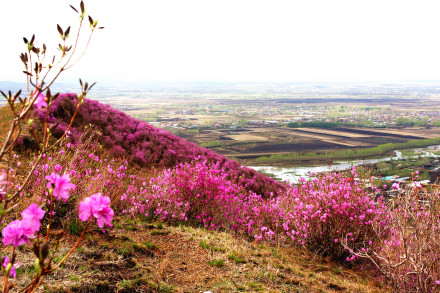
[1,0,440,85]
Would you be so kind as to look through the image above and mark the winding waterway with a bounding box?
[249,145,440,184]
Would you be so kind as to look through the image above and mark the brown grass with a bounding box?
[3,218,389,292]
[0,106,13,142]
[226,133,268,142]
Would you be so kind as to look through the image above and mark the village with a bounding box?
[141,102,440,130]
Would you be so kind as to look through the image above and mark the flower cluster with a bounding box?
[45,173,76,201]
[2,203,45,247]
[79,193,114,228]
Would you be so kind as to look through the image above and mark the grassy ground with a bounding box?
[3,217,389,292]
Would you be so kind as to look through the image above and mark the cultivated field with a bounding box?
[177,126,440,165]
[84,84,440,166]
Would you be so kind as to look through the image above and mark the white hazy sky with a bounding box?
[1,0,440,84]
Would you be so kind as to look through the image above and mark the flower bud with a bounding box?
[40,242,49,260]
[34,258,41,272]
[5,262,12,274]
[33,242,40,258]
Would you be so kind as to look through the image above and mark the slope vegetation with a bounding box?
[35,93,284,197]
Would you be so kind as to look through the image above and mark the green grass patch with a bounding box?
[208,259,225,267]
[201,140,222,148]
[199,240,226,252]
[228,252,247,264]
[150,230,170,236]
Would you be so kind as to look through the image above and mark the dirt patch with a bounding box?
[298,127,370,138]
[246,141,350,153]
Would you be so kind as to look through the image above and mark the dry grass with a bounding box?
[0,106,13,142]
[4,218,389,292]
[226,133,269,142]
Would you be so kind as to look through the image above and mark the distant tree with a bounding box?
[395,117,415,126]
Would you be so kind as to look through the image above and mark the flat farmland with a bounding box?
[94,85,440,166]
[181,126,440,165]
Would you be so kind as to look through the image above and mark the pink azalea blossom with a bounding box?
[2,256,20,278]
[79,193,114,228]
[2,220,29,247]
[35,93,47,110]
[45,173,59,189]
[21,203,45,235]
[0,169,7,200]
[45,173,75,201]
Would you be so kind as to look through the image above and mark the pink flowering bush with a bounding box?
[120,162,391,263]
[6,127,126,221]
[0,1,106,291]
[1,139,116,291]
[277,169,392,260]
[344,179,440,292]
[120,159,263,232]
[35,95,285,197]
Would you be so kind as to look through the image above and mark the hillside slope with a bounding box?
[0,99,392,292]
[6,219,387,292]
[35,93,284,197]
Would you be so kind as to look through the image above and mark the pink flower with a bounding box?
[79,193,114,228]
[414,181,422,188]
[54,164,62,173]
[35,93,47,110]
[0,169,7,200]
[2,256,20,278]
[45,173,75,201]
[21,203,45,235]
[392,182,399,190]
[2,220,29,247]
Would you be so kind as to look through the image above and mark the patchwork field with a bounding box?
[179,126,440,165]
[91,88,440,167]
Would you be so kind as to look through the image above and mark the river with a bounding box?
[249,145,440,184]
